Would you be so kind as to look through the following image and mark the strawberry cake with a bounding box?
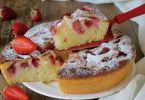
[0,22,64,84]
[51,6,109,50]
[57,35,136,94]
[0,6,136,95]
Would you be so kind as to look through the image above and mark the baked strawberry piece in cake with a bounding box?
[51,6,109,50]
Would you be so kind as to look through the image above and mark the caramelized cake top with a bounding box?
[58,35,136,79]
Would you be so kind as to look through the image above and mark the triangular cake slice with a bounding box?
[51,6,109,50]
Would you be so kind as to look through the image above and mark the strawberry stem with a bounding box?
[30,8,36,16]
[0,9,3,18]
[5,28,11,34]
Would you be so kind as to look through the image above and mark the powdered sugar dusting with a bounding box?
[25,21,58,45]
[1,46,18,60]
[0,45,31,60]
[71,6,107,20]
[58,35,135,78]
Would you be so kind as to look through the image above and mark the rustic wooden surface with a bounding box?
[0,0,144,100]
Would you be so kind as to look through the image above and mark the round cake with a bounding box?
[57,35,136,94]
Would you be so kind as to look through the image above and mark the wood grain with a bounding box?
[0,0,143,100]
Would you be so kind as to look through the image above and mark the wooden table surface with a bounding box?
[0,0,144,100]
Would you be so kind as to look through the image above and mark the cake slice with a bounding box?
[0,22,65,84]
[57,35,136,94]
[51,6,109,50]
[0,48,63,84]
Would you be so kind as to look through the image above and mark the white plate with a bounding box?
[23,64,135,100]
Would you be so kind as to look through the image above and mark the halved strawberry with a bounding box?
[2,85,29,100]
[0,5,17,20]
[12,36,36,54]
[30,8,42,22]
[11,22,29,37]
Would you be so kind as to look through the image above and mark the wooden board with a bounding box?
[0,0,144,100]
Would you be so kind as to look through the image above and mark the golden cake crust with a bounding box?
[57,60,133,94]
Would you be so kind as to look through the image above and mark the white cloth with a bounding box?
[99,74,145,100]
[134,82,145,100]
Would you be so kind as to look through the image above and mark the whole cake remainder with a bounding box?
[57,35,136,94]
[0,6,136,95]
[51,6,109,50]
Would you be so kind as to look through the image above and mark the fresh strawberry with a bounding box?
[30,8,42,22]
[2,85,29,100]
[12,36,36,54]
[0,5,17,20]
[11,22,29,36]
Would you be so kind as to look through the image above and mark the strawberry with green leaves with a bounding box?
[30,8,42,22]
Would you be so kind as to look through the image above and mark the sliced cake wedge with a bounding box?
[51,6,110,50]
